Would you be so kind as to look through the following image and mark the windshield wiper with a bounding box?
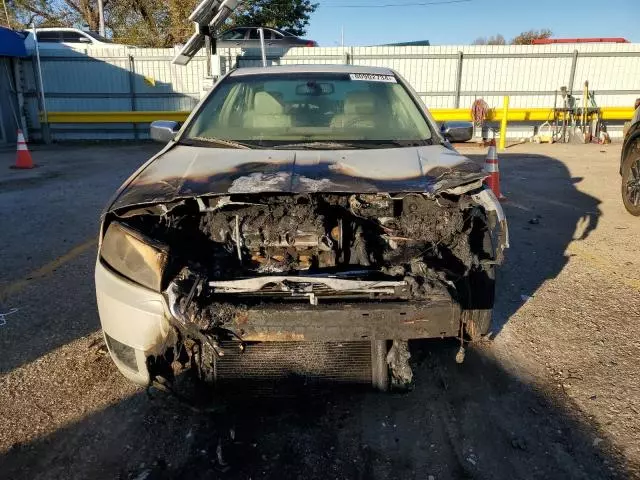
[273,140,434,150]
[272,141,364,150]
[364,139,434,147]
[181,137,258,149]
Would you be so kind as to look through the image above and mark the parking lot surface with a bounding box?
[0,142,638,479]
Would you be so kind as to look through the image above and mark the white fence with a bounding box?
[19,42,640,141]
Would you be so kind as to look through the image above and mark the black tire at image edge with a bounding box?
[621,144,640,216]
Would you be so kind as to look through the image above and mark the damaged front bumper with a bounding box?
[97,185,508,391]
[165,269,462,342]
[154,268,462,391]
[95,259,170,385]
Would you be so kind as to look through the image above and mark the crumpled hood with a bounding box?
[110,144,485,211]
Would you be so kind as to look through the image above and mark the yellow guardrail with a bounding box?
[42,111,189,123]
[431,107,635,122]
[41,107,635,124]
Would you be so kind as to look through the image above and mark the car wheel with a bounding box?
[621,142,640,216]
[461,266,495,341]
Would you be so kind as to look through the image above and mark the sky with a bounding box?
[306,0,638,46]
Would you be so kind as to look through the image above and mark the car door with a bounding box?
[217,28,249,48]
[246,28,285,49]
[245,28,264,49]
[265,29,286,48]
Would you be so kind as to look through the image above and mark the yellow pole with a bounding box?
[499,95,509,151]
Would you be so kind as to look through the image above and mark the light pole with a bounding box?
[98,0,105,37]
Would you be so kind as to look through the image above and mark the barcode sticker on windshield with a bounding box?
[349,73,397,83]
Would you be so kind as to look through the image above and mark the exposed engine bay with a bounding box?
[103,189,507,390]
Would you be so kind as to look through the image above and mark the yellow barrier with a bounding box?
[42,111,189,123]
[498,96,510,151]
[42,107,635,124]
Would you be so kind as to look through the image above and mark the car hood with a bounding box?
[110,144,486,211]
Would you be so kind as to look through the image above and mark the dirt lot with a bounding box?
[0,142,638,479]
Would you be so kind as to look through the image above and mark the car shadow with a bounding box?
[0,339,632,479]
[462,150,602,336]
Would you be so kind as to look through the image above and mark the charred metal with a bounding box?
[109,189,507,388]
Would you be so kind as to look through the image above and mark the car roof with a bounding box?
[229,64,396,77]
[27,27,83,31]
[223,26,297,36]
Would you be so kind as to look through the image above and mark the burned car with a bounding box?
[96,65,508,392]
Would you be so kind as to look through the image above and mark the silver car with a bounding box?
[95,65,508,393]
[217,27,317,48]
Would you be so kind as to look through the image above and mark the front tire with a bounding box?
[461,266,495,341]
[621,142,640,216]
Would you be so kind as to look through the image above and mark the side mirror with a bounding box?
[150,120,180,143]
[79,37,92,43]
[441,121,473,143]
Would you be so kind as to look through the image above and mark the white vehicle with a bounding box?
[22,27,130,49]
[96,65,508,393]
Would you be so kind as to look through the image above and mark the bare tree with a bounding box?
[487,34,505,45]
[473,34,506,46]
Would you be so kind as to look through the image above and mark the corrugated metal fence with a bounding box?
[20,42,640,141]
[21,47,210,140]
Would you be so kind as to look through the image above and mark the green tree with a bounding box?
[511,29,552,45]
[166,0,318,45]
[230,0,317,37]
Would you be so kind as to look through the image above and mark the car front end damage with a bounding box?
[97,160,508,390]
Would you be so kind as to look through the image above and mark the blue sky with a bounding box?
[306,0,638,46]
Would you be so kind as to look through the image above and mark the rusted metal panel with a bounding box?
[220,300,460,341]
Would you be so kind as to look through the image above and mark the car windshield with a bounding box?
[184,72,434,149]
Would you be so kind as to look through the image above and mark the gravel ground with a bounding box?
[0,142,638,479]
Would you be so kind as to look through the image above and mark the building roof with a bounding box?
[0,27,27,57]
[383,40,430,47]
[532,37,629,44]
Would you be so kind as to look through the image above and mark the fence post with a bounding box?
[127,54,138,140]
[31,55,51,143]
[568,49,579,95]
[499,96,509,151]
[454,51,463,109]
[12,58,28,140]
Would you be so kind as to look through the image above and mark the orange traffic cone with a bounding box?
[11,130,35,169]
[483,139,505,200]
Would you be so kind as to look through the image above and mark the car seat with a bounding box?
[331,91,379,130]
[244,91,292,129]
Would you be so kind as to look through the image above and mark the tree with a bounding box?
[472,34,506,45]
[4,0,318,47]
[511,28,552,45]
[230,0,317,37]
[5,0,100,29]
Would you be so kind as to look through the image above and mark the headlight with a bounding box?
[100,221,169,291]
